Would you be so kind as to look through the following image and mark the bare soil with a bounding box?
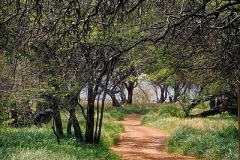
[111,114,196,160]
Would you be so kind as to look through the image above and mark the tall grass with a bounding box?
[1,103,238,160]
[167,125,238,160]
[0,112,123,160]
[141,104,238,160]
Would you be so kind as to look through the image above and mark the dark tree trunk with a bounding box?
[159,85,168,103]
[120,84,126,104]
[71,111,84,142]
[209,98,215,109]
[109,92,121,107]
[54,110,63,138]
[169,96,173,103]
[237,76,240,152]
[94,93,106,144]
[190,105,237,118]
[125,81,134,105]
[152,84,160,103]
[67,115,72,136]
[52,96,63,138]
[85,86,95,143]
[67,109,84,142]
[160,85,165,103]
[173,88,180,102]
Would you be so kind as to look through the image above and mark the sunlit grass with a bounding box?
[1,103,238,160]
[141,104,238,160]
[166,125,238,160]
[0,112,122,160]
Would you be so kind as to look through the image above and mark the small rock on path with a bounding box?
[111,114,196,160]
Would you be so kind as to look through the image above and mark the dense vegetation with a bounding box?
[1,104,237,159]
[0,1,240,159]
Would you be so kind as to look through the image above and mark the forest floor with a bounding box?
[111,114,197,160]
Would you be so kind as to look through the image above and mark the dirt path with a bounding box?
[111,114,196,160]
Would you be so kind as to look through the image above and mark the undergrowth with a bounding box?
[0,112,122,160]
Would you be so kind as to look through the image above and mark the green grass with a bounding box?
[105,103,159,120]
[141,104,238,160]
[166,125,238,160]
[1,103,238,160]
[0,113,122,160]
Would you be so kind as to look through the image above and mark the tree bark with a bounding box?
[67,109,84,142]
[159,85,168,103]
[67,115,72,136]
[173,87,180,102]
[54,110,63,138]
[237,76,240,155]
[125,81,134,105]
[120,84,127,104]
[85,86,95,143]
[109,92,121,107]
[190,105,237,118]
[71,111,84,142]
[94,92,106,144]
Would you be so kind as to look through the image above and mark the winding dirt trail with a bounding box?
[111,114,196,160]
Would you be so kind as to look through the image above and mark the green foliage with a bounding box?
[146,46,175,83]
[202,80,232,97]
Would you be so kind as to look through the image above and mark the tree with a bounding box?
[1,0,240,144]
[0,0,149,143]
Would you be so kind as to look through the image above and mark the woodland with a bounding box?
[0,0,240,147]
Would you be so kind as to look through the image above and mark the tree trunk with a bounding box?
[190,105,237,118]
[54,110,63,138]
[159,85,168,103]
[169,96,173,103]
[237,76,240,153]
[173,87,180,102]
[71,110,84,142]
[67,115,72,136]
[67,109,83,142]
[109,92,121,107]
[94,92,106,144]
[209,98,215,109]
[85,86,95,143]
[120,84,126,104]
[125,81,134,105]
[154,87,160,103]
